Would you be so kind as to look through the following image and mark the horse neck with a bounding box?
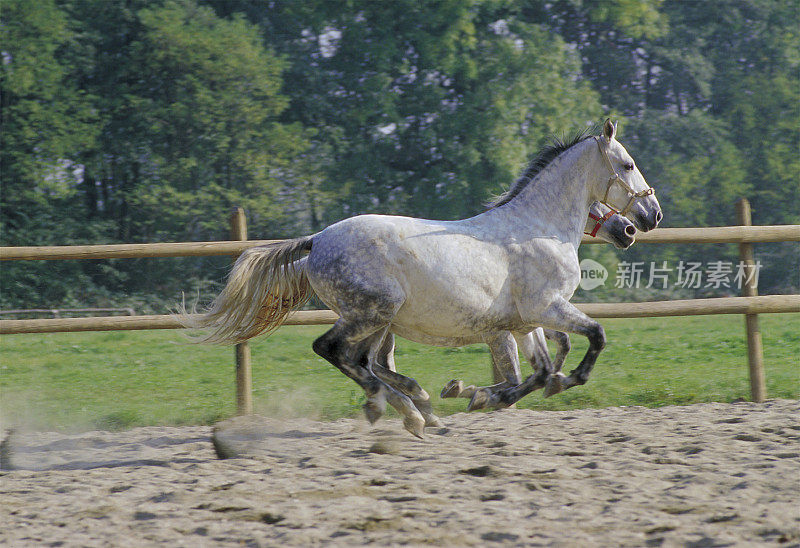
[498,139,596,245]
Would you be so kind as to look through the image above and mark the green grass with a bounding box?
[1,314,798,431]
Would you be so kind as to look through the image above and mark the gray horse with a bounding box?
[182,121,661,437]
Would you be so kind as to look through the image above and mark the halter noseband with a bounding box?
[584,209,615,237]
[594,136,654,216]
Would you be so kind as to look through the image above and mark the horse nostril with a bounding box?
[654,211,663,225]
[625,225,636,236]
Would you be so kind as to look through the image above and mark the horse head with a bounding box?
[594,120,662,232]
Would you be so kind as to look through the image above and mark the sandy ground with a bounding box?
[1,399,799,547]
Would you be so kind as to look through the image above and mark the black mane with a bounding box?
[487,128,595,209]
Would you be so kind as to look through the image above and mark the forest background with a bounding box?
[2,0,798,313]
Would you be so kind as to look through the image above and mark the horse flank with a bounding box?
[179,236,313,344]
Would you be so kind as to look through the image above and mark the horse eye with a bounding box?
[623,163,634,171]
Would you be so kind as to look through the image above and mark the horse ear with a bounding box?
[603,119,617,141]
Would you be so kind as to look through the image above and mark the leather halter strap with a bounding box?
[584,209,615,237]
[594,136,655,216]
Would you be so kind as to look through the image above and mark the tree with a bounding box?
[211,0,603,222]
[1,0,311,308]
[1,0,99,224]
[65,0,310,242]
[0,0,103,307]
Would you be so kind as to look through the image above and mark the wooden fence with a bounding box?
[0,308,136,319]
[1,200,799,411]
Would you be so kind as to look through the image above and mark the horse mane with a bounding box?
[486,127,596,209]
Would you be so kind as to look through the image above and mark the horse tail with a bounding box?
[180,236,314,344]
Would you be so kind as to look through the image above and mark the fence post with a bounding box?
[230,207,253,415]
[736,198,766,403]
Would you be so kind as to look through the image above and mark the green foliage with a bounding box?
[130,1,306,237]
[1,0,798,308]
[0,0,99,194]
[245,1,602,221]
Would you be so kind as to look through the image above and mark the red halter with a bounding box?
[584,210,615,237]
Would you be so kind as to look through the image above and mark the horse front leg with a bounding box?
[465,331,523,411]
[512,328,564,398]
[440,330,522,404]
[497,298,605,406]
[543,329,571,372]
[515,328,572,397]
[515,328,556,376]
[518,328,570,373]
[541,328,572,398]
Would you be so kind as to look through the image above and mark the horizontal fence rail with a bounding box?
[0,308,135,318]
[2,225,799,261]
[2,295,798,335]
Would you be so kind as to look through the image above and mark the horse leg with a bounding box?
[542,329,571,397]
[517,328,569,371]
[313,321,425,438]
[372,364,442,428]
[496,299,605,406]
[543,329,571,372]
[440,380,478,399]
[466,332,524,411]
[510,328,562,399]
[441,330,523,404]
[378,332,397,372]
[514,329,556,374]
[368,333,441,426]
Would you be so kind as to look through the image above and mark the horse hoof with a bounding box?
[403,413,426,439]
[423,413,443,428]
[363,401,384,425]
[440,379,463,399]
[467,389,493,411]
[543,372,566,398]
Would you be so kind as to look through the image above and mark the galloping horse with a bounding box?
[182,120,661,437]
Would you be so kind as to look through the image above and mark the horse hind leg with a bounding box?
[313,321,425,438]
[372,334,441,427]
[373,365,443,428]
[378,332,397,372]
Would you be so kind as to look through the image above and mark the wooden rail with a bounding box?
[0,307,135,318]
[2,225,799,261]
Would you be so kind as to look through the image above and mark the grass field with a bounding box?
[1,314,798,431]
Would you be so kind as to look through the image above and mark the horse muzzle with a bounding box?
[614,224,637,249]
[630,197,662,232]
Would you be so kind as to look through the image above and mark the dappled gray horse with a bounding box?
[182,121,661,437]
[438,200,637,404]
